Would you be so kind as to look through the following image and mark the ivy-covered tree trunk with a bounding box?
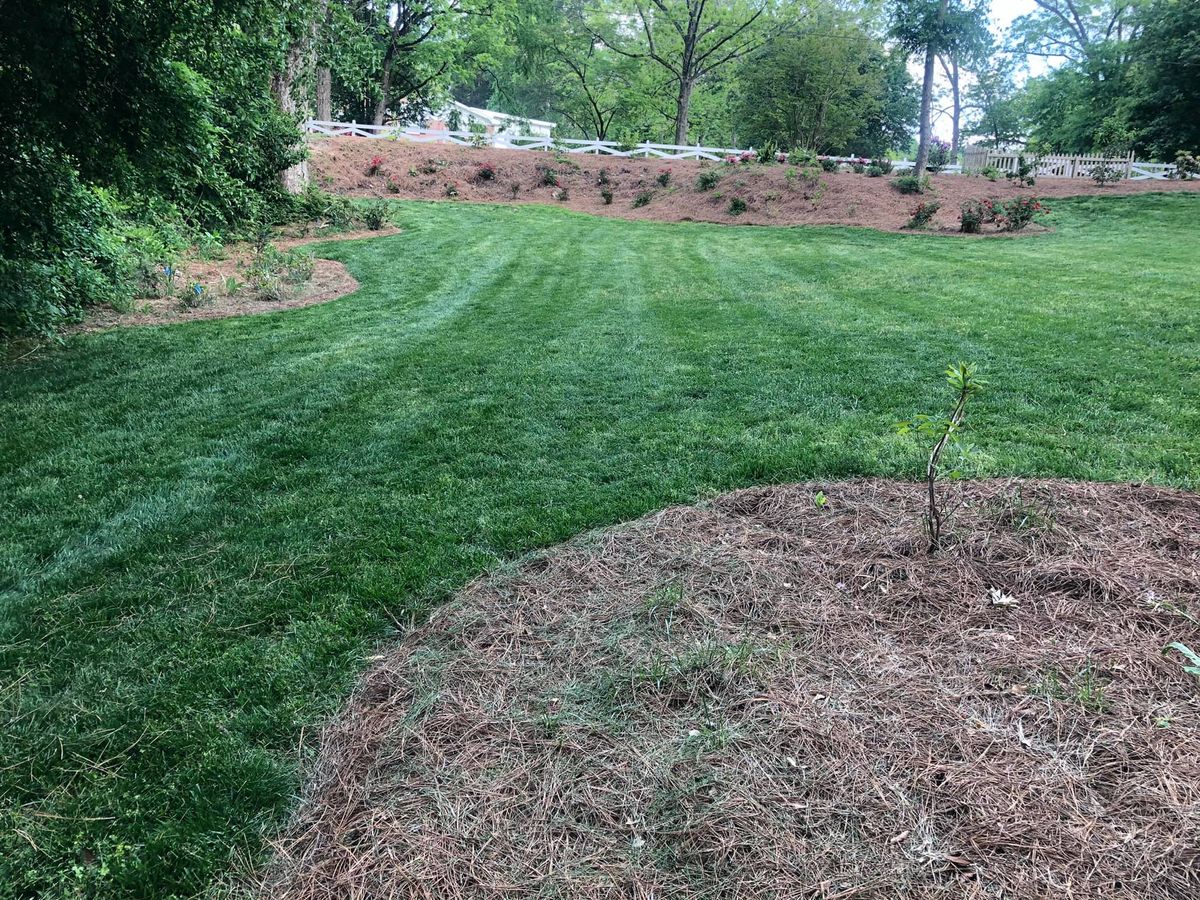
[272,41,310,193]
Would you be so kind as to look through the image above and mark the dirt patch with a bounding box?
[260,479,1200,899]
[309,137,1200,233]
[75,228,398,332]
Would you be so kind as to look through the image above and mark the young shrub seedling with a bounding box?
[896,362,987,550]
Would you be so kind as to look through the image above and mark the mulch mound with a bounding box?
[260,479,1200,899]
[75,228,398,332]
[308,138,1200,233]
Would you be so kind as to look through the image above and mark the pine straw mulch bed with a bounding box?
[260,479,1200,900]
[74,227,399,332]
[307,137,1200,234]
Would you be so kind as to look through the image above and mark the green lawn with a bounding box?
[2,194,1198,898]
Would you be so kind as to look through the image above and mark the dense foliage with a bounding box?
[0,0,311,335]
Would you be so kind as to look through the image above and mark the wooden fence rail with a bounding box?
[306,122,1178,180]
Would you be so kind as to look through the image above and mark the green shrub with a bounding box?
[656,168,671,187]
[600,188,613,205]
[872,158,894,174]
[1172,150,1199,180]
[633,190,654,208]
[597,168,611,185]
[865,165,884,177]
[892,174,930,194]
[696,169,722,191]
[819,158,839,172]
[728,197,747,215]
[539,167,559,187]
[362,201,389,231]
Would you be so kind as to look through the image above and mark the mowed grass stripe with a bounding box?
[0,193,1197,898]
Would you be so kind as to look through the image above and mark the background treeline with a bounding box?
[2,0,1196,337]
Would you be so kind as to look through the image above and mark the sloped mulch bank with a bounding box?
[260,479,1200,900]
[308,137,1200,233]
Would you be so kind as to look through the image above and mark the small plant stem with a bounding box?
[926,385,970,550]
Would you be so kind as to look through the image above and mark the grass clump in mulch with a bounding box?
[260,478,1200,899]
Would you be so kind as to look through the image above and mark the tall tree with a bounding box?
[1126,0,1200,158]
[594,0,794,145]
[890,0,987,175]
[934,0,991,157]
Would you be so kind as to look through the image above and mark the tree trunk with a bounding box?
[949,58,961,159]
[272,41,309,194]
[673,79,694,146]
[373,64,392,126]
[914,46,936,177]
[316,67,332,121]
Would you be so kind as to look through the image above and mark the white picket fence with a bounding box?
[962,146,1177,181]
[306,120,1177,179]
[304,119,744,161]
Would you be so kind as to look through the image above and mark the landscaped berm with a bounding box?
[260,479,1200,900]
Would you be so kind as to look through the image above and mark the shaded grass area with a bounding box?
[1,194,1198,897]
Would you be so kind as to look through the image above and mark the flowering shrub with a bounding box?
[959,199,999,233]
[928,138,952,171]
[365,155,385,176]
[656,168,672,187]
[723,150,756,165]
[775,151,789,164]
[474,162,497,181]
[997,196,1047,231]
[905,200,942,229]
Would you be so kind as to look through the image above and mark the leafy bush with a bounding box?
[362,201,389,231]
[656,168,672,187]
[788,148,818,168]
[386,177,400,194]
[979,165,1002,182]
[600,187,613,205]
[539,167,559,187]
[597,168,611,185]
[871,158,894,174]
[632,190,654,208]
[851,162,865,174]
[865,165,884,177]
[959,199,998,233]
[819,158,839,172]
[728,197,747,215]
[756,141,777,164]
[365,155,385,177]
[474,162,497,182]
[1172,150,1199,180]
[444,182,460,198]
[696,169,722,191]
[997,196,1048,231]
[1004,155,1036,187]
[904,200,942,229]
[892,174,930,194]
